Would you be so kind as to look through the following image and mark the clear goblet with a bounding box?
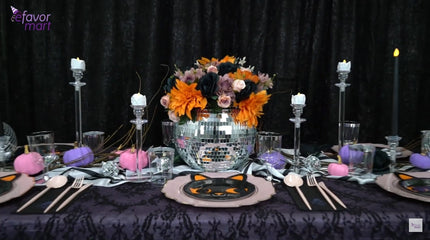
[27,131,58,183]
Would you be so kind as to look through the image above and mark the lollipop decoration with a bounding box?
[70,57,86,147]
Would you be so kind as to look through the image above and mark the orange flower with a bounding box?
[198,57,219,66]
[219,55,236,63]
[234,90,270,128]
[169,80,207,119]
[229,69,259,84]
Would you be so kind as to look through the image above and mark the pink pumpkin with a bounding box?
[409,153,430,170]
[63,146,94,167]
[119,147,148,171]
[14,145,44,175]
[328,162,349,176]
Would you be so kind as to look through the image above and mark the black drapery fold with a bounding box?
[0,0,429,151]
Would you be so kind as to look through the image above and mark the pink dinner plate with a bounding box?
[0,171,35,204]
[162,172,276,208]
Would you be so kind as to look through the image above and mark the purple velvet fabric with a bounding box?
[0,177,428,239]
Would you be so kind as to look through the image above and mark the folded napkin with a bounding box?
[17,177,84,214]
[285,176,347,211]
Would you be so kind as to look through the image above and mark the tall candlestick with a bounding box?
[392,48,399,136]
[289,93,306,173]
[70,57,86,147]
[335,60,351,147]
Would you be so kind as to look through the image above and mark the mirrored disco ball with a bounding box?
[174,109,256,171]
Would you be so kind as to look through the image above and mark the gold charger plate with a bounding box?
[0,171,35,204]
[375,172,430,202]
[162,172,275,208]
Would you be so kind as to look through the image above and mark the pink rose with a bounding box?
[168,110,180,122]
[217,95,231,108]
[207,65,218,74]
[232,79,246,92]
[160,95,170,108]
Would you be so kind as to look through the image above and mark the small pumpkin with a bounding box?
[328,155,349,176]
[13,145,44,175]
[409,153,430,170]
[63,143,94,167]
[339,145,364,164]
[119,145,148,171]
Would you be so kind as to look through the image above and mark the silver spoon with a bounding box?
[284,173,312,210]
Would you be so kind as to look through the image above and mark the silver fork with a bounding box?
[43,176,84,213]
[306,174,337,210]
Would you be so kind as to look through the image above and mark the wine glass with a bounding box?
[27,131,58,183]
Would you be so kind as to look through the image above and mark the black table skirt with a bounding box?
[0,177,428,240]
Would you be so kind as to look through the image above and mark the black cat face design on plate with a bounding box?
[0,173,20,196]
[395,172,430,196]
[183,173,256,201]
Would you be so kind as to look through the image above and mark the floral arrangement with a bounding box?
[160,56,274,128]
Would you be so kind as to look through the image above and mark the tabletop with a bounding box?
[0,174,428,240]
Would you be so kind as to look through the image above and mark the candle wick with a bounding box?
[135,71,142,93]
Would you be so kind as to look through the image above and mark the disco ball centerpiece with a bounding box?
[174,109,256,171]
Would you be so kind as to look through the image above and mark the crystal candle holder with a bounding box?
[335,71,350,148]
[128,105,151,181]
[289,104,306,173]
[69,69,86,147]
[385,135,401,172]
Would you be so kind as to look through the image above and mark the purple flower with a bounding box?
[180,68,197,84]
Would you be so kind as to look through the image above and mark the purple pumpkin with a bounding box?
[339,145,364,164]
[63,146,94,167]
[13,145,44,175]
[259,151,287,169]
[409,153,430,170]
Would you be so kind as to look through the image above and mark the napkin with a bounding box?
[16,177,84,214]
[285,176,347,211]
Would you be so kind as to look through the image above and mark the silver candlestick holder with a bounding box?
[385,135,401,172]
[128,104,151,181]
[335,71,351,148]
[69,70,86,147]
[289,104,306,173]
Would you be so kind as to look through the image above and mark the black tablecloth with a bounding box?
[0,177,428,240]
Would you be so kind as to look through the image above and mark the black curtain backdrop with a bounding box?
[1,0,429,152]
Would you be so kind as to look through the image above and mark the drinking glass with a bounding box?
[421,130,430,155]
[148,147,175,184]
[256,131,286,169]
[83,131,105,152]
[27,131,58,182]
[343,121,360,145]
[347,144,376,179]
[161,120,175,147]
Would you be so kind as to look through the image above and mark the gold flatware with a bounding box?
[55,183,92,212]
[17,175,67,213]
[307,174,337,210]
[284,173,312,210]
[43,176,84,213]
[318,181,347,209]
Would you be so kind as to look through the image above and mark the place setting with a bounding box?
[15,175,93,214]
